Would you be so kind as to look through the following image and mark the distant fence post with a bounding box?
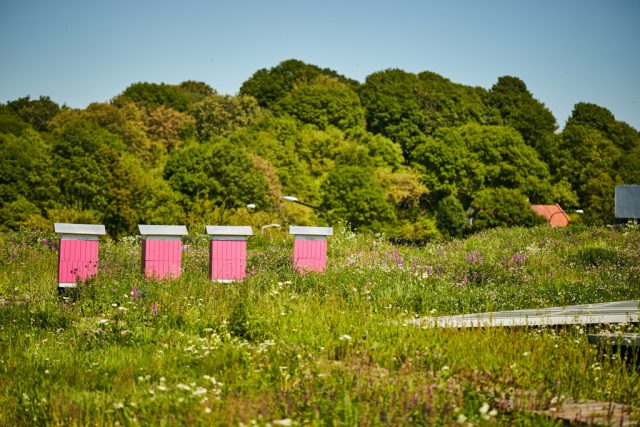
[289,226,333,273]
[206,226,253,282]
[54,223,106,289]
[138,225,188,280]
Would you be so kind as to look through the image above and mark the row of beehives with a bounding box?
[54,223,333,287]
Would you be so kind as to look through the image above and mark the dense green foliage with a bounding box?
[1,60,638,237]
[1,226,639,425]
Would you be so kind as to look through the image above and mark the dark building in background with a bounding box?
[615,185,640,223]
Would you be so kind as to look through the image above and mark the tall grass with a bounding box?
[1,225,639,425]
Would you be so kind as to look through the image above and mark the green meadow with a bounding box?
[1,224,639,426]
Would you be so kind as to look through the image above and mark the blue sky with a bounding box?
[1,0,639,129]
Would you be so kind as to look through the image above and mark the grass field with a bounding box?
[1,224,639,426]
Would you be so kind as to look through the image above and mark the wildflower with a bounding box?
[152,303,158,315]
[393,247,404,268]
[339,334,352,341]
[193,387,208,396]
[479,403,490,414]
[456,413,467,424]
[113,402,124,409]
[272,419,293,426]
[132,286,137,301]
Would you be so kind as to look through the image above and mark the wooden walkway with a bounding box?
[409,300,639,328]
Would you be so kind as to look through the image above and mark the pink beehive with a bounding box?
[290,226,333,273]
[54,223,106,288]
[139,225,188,280]
[206,226,253,282]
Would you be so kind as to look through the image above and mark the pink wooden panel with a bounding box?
[143,240,182,279]
[210,240,247,280]
[58,239,99,284]
[293,239,327,273]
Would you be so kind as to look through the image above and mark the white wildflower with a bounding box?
[193,387,208,396]
[339,334,352,341]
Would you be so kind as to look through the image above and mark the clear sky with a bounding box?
[1,0,639,130]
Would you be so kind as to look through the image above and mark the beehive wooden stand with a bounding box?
[290,226,333,273]
[139,225,188,280]
[206,226,253,282]
[54,223,106,288]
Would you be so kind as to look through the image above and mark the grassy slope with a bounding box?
[1,225,639,425]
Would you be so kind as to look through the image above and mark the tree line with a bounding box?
[1,59,638,238]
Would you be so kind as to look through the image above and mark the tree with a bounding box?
[0,105,30,135]
[6,96,61,132]
[51,119,136,236]
[436,195,467,238]
[471,188,544,231]
[580,171,615,225]
[412,123,553,206]
[0,196,41,231]
[0,129,58,210]
[557,123,620,206]
[359,69,429,158]
[346,128,404,169]
[416,71,502,129]
[164,140,273,211]
[321,165,395,231]
[230,116,315,199]
[193,94,263,141]
[375,166,428,218]
[566,102,639,152]
[177,80,215,104]
[617,146,640,184]
[146,105,195,152]
[50,99,164,165]
[120,82,193,112]
[240,59,359,108]
[274,75,365,130]
[490,76,557,150]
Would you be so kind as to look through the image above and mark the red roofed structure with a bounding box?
[531,204,570,227]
